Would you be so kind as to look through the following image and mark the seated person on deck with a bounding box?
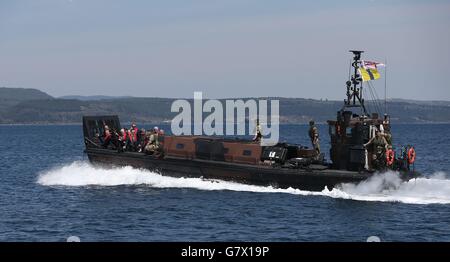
[144,127,161,155]
[97,125,112,148]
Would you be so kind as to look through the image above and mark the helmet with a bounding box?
[154,126,159,131]
[309,120,314,126]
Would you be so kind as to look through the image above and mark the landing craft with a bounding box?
[83,51,420,191]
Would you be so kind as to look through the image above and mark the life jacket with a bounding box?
[104,129,112,141]
[129,126,138,141]
[127,130,133,142]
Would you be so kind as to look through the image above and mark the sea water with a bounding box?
[1,124,450,241]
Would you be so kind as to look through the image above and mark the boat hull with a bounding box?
[85,148,420,191]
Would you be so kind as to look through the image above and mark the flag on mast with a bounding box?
[361,60,386,70]
[359,60,386,82]
[359,67,380,81]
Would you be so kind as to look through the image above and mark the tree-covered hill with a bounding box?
[1,87,449,124]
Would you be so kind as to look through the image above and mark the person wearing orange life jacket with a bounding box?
[127,128,137,151]
[130,123,138,137]
[99,125,112,148]
[127,122,139,151]
[121,128,133,151]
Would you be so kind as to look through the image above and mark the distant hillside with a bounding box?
[58,95,133,101]
[0,87,53,100]
[0,87,53,111]
[388,98,450,107]
[1,87,450,124]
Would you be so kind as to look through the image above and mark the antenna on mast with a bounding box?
[345,50,367,115]
[384,58,387,114]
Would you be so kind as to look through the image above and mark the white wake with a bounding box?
[37,161,450,205]
[325,171,450,204]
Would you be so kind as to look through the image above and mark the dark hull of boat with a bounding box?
[85,148,420,191]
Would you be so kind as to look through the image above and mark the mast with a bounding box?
[345,50,368,115]
[384,58,387,114]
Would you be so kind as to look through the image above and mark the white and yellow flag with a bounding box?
[359,60,385,82]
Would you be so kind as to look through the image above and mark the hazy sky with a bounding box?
[1,0,449,100]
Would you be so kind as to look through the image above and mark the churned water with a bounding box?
[1,124,450,241]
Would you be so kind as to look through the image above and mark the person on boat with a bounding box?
[98,125,112,148]
[380,124,392,146]
[136,128,146,153]
[157,128,165,149]
[144,128,160,154]
[129,127,138,151]
[308,120,320,155]
[121,128,131,151]
[143,129,152,147]
[130,122,138,133]
[364,128,388,170]
[253,119,262,142]
[117,128,128,151]
[383,113,390,125]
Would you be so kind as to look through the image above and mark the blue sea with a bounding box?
[1,124,450,241]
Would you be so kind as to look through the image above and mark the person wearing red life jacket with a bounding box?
[126,122,138,151]
[131,123,138,137]
[129,128,139,151]
[100,125,112,148]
